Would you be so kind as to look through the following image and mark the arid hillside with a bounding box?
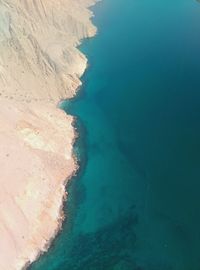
[0,0,96,269]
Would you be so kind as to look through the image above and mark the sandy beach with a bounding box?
[0,0,96,269]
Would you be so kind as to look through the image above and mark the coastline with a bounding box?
[0,0,98,269]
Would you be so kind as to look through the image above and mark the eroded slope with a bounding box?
[0,0,96,269]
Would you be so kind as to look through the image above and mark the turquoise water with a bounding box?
[31,1,200,269]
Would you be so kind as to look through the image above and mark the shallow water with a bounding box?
[31,0,200,269]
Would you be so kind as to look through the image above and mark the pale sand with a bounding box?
[0,0,97,269]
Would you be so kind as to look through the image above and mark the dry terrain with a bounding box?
[0,0,96,269]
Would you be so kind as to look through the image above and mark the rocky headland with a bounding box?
[0,0,96,269]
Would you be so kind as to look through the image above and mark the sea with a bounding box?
[30,0,200,269]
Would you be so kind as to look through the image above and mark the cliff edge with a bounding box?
[0,0,96,269]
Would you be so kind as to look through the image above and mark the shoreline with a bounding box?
[0,0,98,269]
[26,1,99,268]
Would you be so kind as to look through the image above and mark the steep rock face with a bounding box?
[0,0,96,103]
[0,0,96,269]
[0,101,75,270]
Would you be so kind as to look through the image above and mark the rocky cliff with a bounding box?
[0,0,96,269]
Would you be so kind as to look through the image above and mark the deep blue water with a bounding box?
[31,1,200,269]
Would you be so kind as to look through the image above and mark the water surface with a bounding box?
[31,0,200,269]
